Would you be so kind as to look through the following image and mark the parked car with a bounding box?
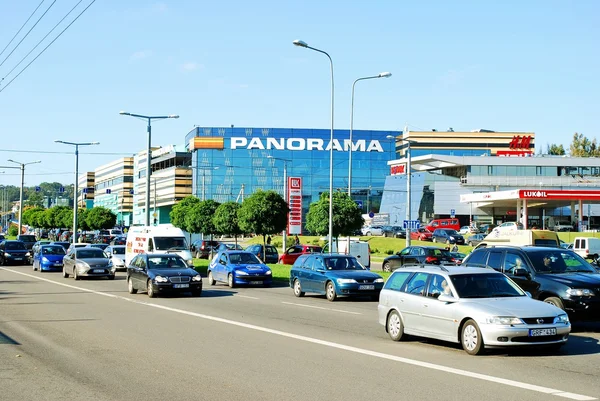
[410,227,433,241]
[127,253,202,298]
[553,221,573,232]
[448,252,466,265]
[62,246,115,280]
[467,233,486,247]
[207,250,272,288]
[16,234,37,250]
[279,244,323,265]
[378,265,570,355]
[478,224,497,235]
[289,253,384,301]
[382,226,406,238]
[32,244,66,272]
[424,218,461,233]
[110,236,127,246]
[245,244,279,264]
[462,246,600,321]
[432,229,465,245]
[0,240,30,265]
[492,221,523,234]
[382,246,455,272]
[190,239,220,259]
[458,226,471,235]
[361,225,384,236]
[214,242,245,253]
[105,245,126,271]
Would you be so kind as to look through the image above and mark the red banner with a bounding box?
[287,177,302,235]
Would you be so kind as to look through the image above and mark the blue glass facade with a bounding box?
[185,127,400,215]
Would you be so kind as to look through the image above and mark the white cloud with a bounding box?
[181,62,203,72]
[130,50,152,61]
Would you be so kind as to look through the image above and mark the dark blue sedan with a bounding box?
[33,245,66,272]
[207,251,273,288]
[289,254,384,301]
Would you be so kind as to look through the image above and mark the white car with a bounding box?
[458,226,471,235]
[492,222,523,234]
[105,245,126,271]
[361,225,383,236]
[378,266,570,355]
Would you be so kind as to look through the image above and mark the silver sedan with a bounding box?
[378,266,570,355]
[62,247,116,280]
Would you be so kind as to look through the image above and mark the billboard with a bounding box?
[287,177,302,235]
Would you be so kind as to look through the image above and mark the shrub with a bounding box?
[8,226,18,236]
[386,249,394,255]
[371,247,379,254]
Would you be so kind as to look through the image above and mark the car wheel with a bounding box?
[468,241,473,246]
[228,273,235,288]
[432,237,437,243]
[387,310,405,341]
[461,319,485,355]
[543,296,565,310]
[62,266,69,278]
[74,268,80,281]
[325,281,337,302]
[127,278,137,294]
[147,280,156,298]
[293,279,305,297]
[195,251,201,259]
[366,232,371,236]
[383,262,392,272]
[207,271,216,286]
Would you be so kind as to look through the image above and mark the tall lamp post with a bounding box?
[400,136,415,248]
[293,39,335,251]
[119,111,179,226]
[267,155,291,251]
[7,160,40,235]
[54,141,99,245]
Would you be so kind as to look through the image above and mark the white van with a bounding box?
[125,224,193,266]
[572,237,600,259]
[475,229,560,249]
[322,238,371,269]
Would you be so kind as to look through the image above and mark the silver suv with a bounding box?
[378,265,570,355]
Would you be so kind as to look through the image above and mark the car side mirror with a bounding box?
[513,268,529,278]
[437,294,457,303]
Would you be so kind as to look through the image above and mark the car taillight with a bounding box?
[425,256,437,263]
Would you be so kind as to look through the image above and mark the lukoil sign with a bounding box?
[230,137,384,152]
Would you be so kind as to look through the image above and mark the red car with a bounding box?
[279,244,323,265]
[410,228,433,241]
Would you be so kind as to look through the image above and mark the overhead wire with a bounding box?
[0,148,133,156]
[2,0,85,81]
[0,0,97,94]
[0,0,57,69]
[0,0,45,59]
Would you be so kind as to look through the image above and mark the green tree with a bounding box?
[45,206,71,228]
[30,208,48,229]
[238,190,288,247]
[213,202,244,245]
[76,208,90,231]
[25,191,44,208]
[185,199,221,236]
[305,191,364,239]
[546,143,566,155]
[85,207,116,230]
[170,196,201,231]
[570,132,600,157]
[22,207,44,226]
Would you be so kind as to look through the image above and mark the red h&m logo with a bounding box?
[390,165,406,175]
[509,135,532,149]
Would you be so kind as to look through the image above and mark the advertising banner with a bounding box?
[287,177,302,235]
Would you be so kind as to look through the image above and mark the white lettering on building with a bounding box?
[523,191,547,198]
[229,137,384,152]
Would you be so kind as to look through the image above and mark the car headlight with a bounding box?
[337,278,357,284]
[374,278,384,283]
[553,314,570,324]
[236,270,248,275]
[566,288,595,297]
[265,270,272,275]
[154,275,169,283]
[484,316,524,325]
[26,252,31,257]
[186,259,193,266]
[42,257,49,262]
[192,274,202,282]
[4,253,11,257]
[77,261,89,269]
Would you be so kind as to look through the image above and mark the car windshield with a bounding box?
[324,256,365,271]
[444,230,458,235]
[148,256,187,269]
[41,246,66,255]
[76,249,106,259]
[229,252,262,264]
[450,273,525,298]
[111,247,125,255]
[528,250,597,273]
[154,236,188,251]
[5,242,26,250]
[19,236,36,241]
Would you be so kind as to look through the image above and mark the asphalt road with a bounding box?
[1,263,599,401]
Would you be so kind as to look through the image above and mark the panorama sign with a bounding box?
[230,137,384,152]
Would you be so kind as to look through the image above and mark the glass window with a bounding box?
[465,250,488,267]
[503,252,526,274]
[487,252,504,272]
[405,272,429,296]
[384,271,411,291]
[426,274,453,298]
[148,238,154,252]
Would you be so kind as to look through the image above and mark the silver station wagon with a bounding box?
[378,266,571,355]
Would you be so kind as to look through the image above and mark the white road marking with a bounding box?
[281,301,362,315]
[1,267,596,401]
[236,295,259,300]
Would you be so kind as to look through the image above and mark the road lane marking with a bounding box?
[236,295,259,300]
[1,267,596,401]
[281,301,362,315]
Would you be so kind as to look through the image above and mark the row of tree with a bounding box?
[170,190,364,247]
[546,132,599,157]
[0,182,73,212]
[21,206,116,231]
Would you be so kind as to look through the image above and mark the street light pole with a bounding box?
[405,138,412,248]
[268,155,291,251]
[54,141,99,245]
[7,159,41,235]
[293,39,335,251]
[119,111,179,226]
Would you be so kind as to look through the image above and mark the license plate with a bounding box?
[173,284,189,289]
[250,281,263,285]
[93,269,105,273]
[529,328,557,337]
[14,258,22,261]
[54,263,63,267]
[359,285,375,290]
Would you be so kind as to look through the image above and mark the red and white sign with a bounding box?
[390,164,406,175]
[497,150,533,157]
[509,135,532,149]
[287,177,302,235]
[519,189,600,200]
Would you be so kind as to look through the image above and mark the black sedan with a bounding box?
[0,240,30,265]
[127,253,202,298]
[382,246,455,272]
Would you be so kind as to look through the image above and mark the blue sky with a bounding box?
[0,0,598,187]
